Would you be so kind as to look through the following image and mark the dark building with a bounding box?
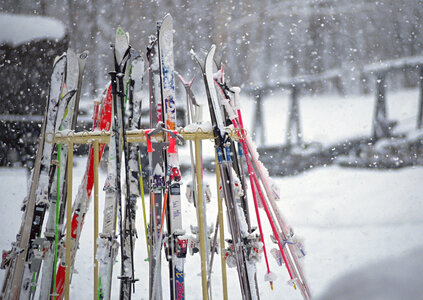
[0,13,68,167]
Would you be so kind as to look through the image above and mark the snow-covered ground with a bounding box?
[1,88,422,299]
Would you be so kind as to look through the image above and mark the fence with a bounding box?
[246,55,423,145]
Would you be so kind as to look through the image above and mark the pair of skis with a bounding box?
[97,27,144,300]
[1,49,87,300]
[147,14,186,300]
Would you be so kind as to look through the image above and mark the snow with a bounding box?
[183,121,212,133]
[1,88,422,299]
[0,13,66,47]
[316,245,423,300]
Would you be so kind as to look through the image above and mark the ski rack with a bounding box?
[45,126,243,300]
[48,127,243,144]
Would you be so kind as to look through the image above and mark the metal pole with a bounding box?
[195,137,208,300]
[64,142,73,300]
[93,141,99,300]
[215,152,228,300]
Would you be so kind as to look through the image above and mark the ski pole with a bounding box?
[64,141,73,300]
[93,141,99,300]
[138,152,150,260]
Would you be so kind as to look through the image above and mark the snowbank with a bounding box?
[317,246,423,300]
[0,13,66,47]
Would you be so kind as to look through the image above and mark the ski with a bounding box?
[121,53,145,297]
[158,14,187,300]
[53,82,112,299]
[117,45,142,298]
[97,81,119,300]
[147,26,165,300]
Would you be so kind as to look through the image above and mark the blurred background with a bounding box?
[2,0,423,96]
[1,0,423,167]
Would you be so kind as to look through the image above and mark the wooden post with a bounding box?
[93,141,99,300]
[215,152,228,300]
[418,65,423,129]
[195,137,208,300]
[286,85,302,147]
[372,72,387,141]
[252,91,265,144]
[64,142,73,300]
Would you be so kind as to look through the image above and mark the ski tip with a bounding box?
[205,45,216,67]
[116,26,125,37]
[53,52,66,66]
[162,13,173,23]
[207,45,216,60]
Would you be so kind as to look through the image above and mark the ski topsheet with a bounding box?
[147,28,165,300]
[97,82,118,300]
[122,53,145,296]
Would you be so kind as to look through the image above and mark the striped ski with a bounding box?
[158,14,186,300]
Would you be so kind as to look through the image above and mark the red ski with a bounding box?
[54,84,112,299]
